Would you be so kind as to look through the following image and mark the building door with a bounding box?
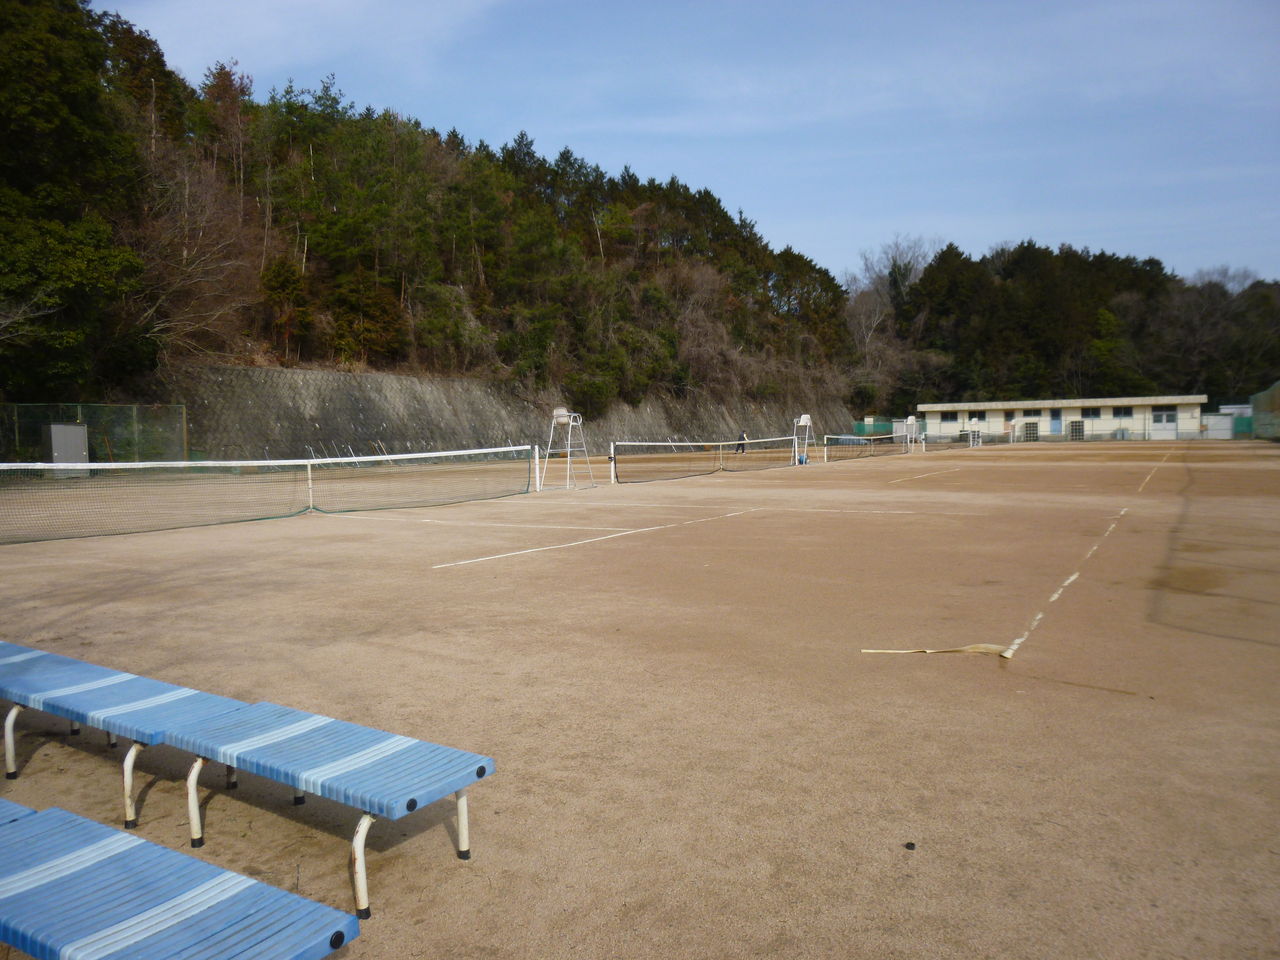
[1151,405,1177,440]
[1050,410,1062,436]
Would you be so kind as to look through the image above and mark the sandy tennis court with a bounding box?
[1,441,1277,958]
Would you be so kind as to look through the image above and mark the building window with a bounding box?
[1004,410,1016,422]
[1081,407,1101,419]
[1022,409,1041,417]
[941,411,958,422]
[1112,406,1133,418]
[1153,404,1177,424]
[966,411,987,422]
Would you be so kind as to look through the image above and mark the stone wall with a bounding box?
[153,364,857,459]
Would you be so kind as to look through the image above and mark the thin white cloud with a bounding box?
[101,0,508,94]
[92,0,1280,278]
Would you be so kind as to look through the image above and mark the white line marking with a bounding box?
[771,507,986,517]
[432,508,760,568]
[887,468,961,484]
[1002,612,1043,659]
[771,507,918,515]
[1049,573,1078,602]
[322,513,631,532]
[1137,452,1173,493]
[483,499,715,510]
[1001,507,1130,659]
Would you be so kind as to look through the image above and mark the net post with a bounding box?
[306,462,314,511]
[609,442,617,484]
[533,445,542,493]
[793,435,799,466]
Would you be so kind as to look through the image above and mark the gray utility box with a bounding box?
[42,422,89,476]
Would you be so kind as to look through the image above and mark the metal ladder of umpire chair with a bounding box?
[540,407,595,490]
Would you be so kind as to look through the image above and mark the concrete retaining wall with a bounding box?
[155,365,857,459]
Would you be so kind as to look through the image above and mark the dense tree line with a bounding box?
[2,0,1276,416]
[847,240,1279,412]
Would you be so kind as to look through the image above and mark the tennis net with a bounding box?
[823,433,909,462]
[0,445,533,544]
[611,436,797,483]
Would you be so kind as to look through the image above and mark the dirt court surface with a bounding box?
[2,441,1277,959]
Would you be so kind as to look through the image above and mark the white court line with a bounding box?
[770,507,985,517]
[1048,573,1078,602]
[487,499,720,510]
[432,507,760,569]
[1137,452,1173,493]
[887,468,961,484]
[771,508,918,515]
[1001,508,1128,659]
[321,514,631,532]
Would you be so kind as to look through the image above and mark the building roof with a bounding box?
[917,395,1207,412]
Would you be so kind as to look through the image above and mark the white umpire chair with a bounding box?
[540,406,595,490]
[793,414,813,464]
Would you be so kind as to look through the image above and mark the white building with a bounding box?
[917,395,1209,442]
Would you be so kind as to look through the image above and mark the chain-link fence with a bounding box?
[0,403,188,463]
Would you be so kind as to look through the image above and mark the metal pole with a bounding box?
[186,757,206,846]
[352,813,375,919]
[456,790,471,859]
[123,742,144,827]
[4,704,23,778]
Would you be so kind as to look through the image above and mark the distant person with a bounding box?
[736,430,747,454]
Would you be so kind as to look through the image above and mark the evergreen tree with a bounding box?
[0,0,146,400]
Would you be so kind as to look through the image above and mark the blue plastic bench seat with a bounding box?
[0,797,31,826]
[0,806,358,960]
[2,644,111,777]
[1,644,247,826]
[163,701,494,917]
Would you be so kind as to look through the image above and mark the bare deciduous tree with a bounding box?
[0,295,56,347]
[119,142,264,359]
[841,235,941,407]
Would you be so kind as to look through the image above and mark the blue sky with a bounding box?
[96,0,1280,282]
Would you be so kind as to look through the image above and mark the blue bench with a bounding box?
[3,644,497,917]
[0,796,28,826]
[1,642,246,827]
[0,801,359,959]
[163,701,495,918]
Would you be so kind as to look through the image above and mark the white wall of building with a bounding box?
[917,396,1209,441]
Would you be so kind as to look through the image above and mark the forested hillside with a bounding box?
[2,0,1277,416]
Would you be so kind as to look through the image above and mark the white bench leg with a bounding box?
[351,813,375,919]
[69,721,80,736]
[4,704,22,779]
[456,790,470,860]
[107,732,118,749]
[225,765,237,790]
[122,742,144,828]
[186,757,207,847]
